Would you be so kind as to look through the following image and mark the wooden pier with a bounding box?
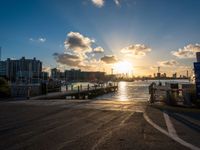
[31,85,118,100]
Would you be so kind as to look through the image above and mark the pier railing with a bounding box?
[149,82,195,106]
[31,82,118,100]
[65,82,118,91]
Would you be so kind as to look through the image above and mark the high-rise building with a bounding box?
[64,69,81,81]
[0,61,6,78]
[162,73,167,78]
[172,73,177,78]
[0,57,42,83]
[64,69,105,82]
[51,68,61,79]
[81,71,105,81]
[41,72,49,80]
[157,73,161,78]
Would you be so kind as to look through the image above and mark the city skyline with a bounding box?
[1,0,200,76]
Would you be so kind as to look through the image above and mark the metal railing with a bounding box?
[149,82,195,106]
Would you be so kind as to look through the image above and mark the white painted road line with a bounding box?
[143,112,200,150]
[163,112,178,137]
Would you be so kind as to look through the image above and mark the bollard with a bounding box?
[88,84,90,91]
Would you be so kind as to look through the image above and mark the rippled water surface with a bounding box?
[95,80,190,101]
[95,81,151,101]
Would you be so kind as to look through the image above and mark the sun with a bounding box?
[114,61,133,74]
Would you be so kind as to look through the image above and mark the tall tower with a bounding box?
[158,66,160,73]
[157,66,161,78]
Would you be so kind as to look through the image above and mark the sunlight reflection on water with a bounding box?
[95,79,190,101]
[118,82,128,101]
[95,81,150,101]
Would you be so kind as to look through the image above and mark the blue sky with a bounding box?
[0,0,200,76]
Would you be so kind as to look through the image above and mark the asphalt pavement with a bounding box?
[0,99,197,150]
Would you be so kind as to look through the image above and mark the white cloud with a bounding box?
[53,31,115,72]
[171,43,200,59]
[53,52,106,71]
[53,52,82,67]
[158,60,178,67]
[29,38,34,41]
[121,44,151,58]
[38,38,46,43]
[91,0,122,7]
[64,32,94,54]
[101,55,118,64]
[79,59,104,71]
[114,0,120,6]
[42,66,51,73]
[55,31,98,68]
[93,46,104,53]
[91,0,105,7]
[29,37,46,43]
[150,66,158,70]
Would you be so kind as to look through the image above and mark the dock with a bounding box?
[31,85,118,100]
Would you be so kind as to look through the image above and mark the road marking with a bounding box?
[163,112,178,137]
[143,112,200,150]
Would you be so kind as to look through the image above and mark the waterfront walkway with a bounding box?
[0,99,199,150]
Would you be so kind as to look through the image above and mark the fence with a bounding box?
[149,82,195,106]
[10,84,41,98]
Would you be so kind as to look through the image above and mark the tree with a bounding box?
[0,77,10,98]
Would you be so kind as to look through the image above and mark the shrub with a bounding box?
[0,77,10,98]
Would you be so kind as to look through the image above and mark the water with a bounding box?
[95,79,190,101]
[61,79,190,101]
[94,81,150,101]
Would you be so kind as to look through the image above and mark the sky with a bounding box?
[0,0,200,76]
